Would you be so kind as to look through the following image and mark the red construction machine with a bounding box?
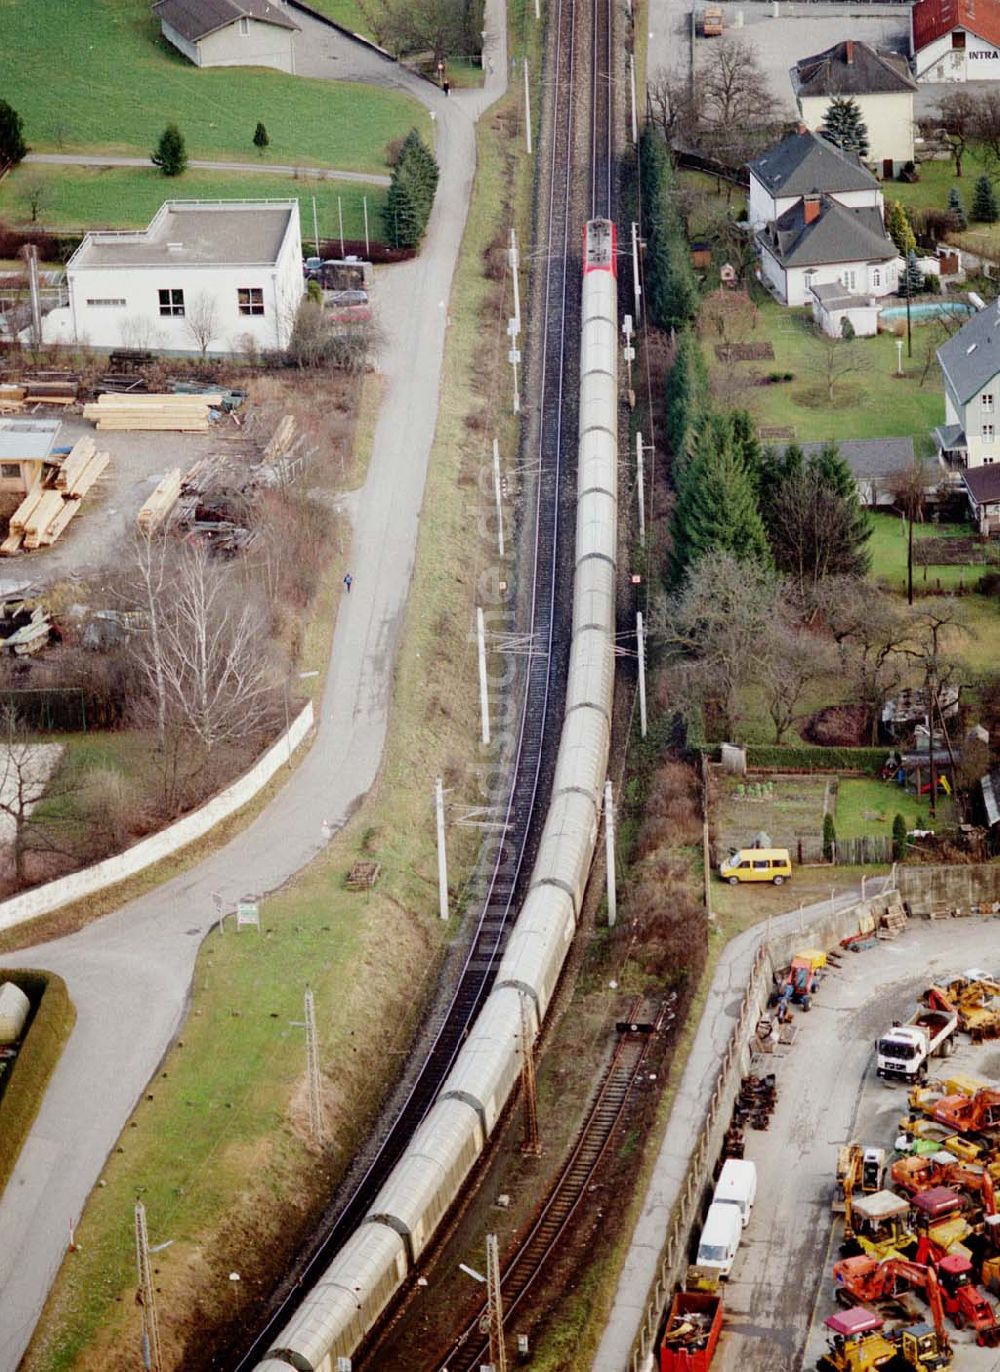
[830,1258,952,1365]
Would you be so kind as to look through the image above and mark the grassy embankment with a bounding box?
[19,38,527,1372]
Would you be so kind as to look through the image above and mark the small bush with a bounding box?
[783,371,794,381]
[823,811,837,861]
[979,571,1000,596]
[892,812,908,860]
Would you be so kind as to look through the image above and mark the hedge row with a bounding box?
[0,968,75,1200]
[741,745,887,773]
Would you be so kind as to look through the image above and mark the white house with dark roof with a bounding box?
[41,200,304,355]
[791,39,918,177]
[152,0,299,73]
[935,302,1000,468]
[748,131,898,309]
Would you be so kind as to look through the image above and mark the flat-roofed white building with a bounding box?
[42,200,304,355]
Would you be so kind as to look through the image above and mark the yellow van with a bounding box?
[719,848,792,885]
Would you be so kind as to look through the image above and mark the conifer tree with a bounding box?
[904,248,924,296]
[885,200,915,256]
[820,96,870,160]
[0,100,27,168]
[639,123,673,239]
[646,226,699,331]
[152,123,187,177]
[665,327,709,460]
[382,129,439,247]
[253,121,270,154]
[669,414,771,583]
[948,185,968,230]
[972,174,999,224]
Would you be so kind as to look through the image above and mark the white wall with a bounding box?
[812,299,880,337]
[198,17,296,74]
[48,208,304,355]
[799,91,915,169]
[917,29,1000,81]
[160,19,202,65]
[0,703,314,934]
[776,258,896,307]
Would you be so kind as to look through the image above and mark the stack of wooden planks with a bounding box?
[0,436,109,555]
[23,377,78,407]
[82,393,221,432]
[0,384,27,414]
[264,414,296,460]
[0,599,53,655]
[137,468,182,534]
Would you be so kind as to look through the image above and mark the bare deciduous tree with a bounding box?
[817,579,915,742]
[889,460,936,604]
[356,0,482,60]
[974,88,1000,173]
[758,619,836,743]
[930,89,981,178]
[812,332,861,402]
[0,708,66,885]
[647,67,698,151]
[20,179,49,225]
[185,291,221,356]
[700,38,774,131]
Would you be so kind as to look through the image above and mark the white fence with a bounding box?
[0,703,314,934]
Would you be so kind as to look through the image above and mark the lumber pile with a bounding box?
[137,469,182,534]
[54,437,95,491]
[264,415,296,460]
[82,393,220,432]
[22,376,78,407]
[0,598,53,655]
[0,384,26,414]
[23,491,66,549]
[1,445,110,555]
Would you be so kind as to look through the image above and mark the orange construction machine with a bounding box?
[931,1088,1000,1135]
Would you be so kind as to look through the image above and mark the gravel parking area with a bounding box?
[713,917,1000,1372]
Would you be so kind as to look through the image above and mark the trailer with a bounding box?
[660,1290,723,1371]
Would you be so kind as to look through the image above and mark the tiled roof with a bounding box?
[758,194,896,268]
[913,0,1000,53]
[794,41,917,96]
[936,302,1000,405]
[747,130,879,197]
[801,437,918,478]
[962,463,1000,504]
[152,0,299,42]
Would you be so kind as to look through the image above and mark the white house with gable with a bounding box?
[152,0,300,74]
[747,130,898,310]
[935,301,1000,468]
[42,200,304,356]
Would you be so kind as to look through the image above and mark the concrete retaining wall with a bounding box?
[898,864,1000,915]
[0,703,314,934]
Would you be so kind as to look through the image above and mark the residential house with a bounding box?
[935,301,1000,467]
[800,437,926,506]
[152,0,299,74]
[792,39,918,177]
[41,200,304,356]
[748,131,899,308]
[911,0,1000,81]
[962,463,1000,531]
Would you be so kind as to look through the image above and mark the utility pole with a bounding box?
[509,228,521,334]
[435,777,449,920]
[477,607,491,746]
[635,431,647,548]
[363,196,370,258]
[604,780,617,927]
[519,993,541,1155]
[629,53,639,144]
[492,437,505,558]
[622,314,635,403]
[337,195,345,257]
[485,1233,508,1372]
[311,196,320,259]
[523,60,532,155]
[304,988,326,1145]
[637,612,647,740]
[508,318,521,414]
[631,221,642,320]
[25,244,42,351]
[134,1202,163,1372]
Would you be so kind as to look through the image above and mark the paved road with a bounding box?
[23,151,390,187]
[0,12,507,1370]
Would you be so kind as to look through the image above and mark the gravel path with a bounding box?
[22,151,390,187]
[0,12,507,1369]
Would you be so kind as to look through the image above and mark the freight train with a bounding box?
[256,218,619,1372]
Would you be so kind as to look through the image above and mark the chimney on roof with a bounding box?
[846,38,855,64]
[803,194,821,225]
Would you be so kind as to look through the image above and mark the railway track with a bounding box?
[228,0,592,1367]
[437,1000,666,1372]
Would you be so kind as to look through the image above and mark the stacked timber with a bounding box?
[1,445,110,554]
[82,393,219,432]
[0,599,53,655]
[0,384,26,413]
[23,376,78,406]
[137,469,182,534]
[264,415,295,460]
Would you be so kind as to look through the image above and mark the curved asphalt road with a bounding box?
[0,13,507,1369]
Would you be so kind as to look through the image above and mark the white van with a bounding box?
[695,1201,742,1278]
[712,1159,757,1228]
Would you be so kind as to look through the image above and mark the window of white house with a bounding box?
[239,15,249,33]
[841,269,857,291]
[158,288,185,317]
[238,287,265,316]
[984,394,995,412]
[984,423,995,442]
[872,268,881,289]
[85,298,126,307]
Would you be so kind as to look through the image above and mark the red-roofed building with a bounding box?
[911,0,1000,81]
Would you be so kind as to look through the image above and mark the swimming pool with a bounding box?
[879,301,974,320]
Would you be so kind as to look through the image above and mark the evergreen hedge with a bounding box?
[741,745,886,772]
[0,969,75,1199]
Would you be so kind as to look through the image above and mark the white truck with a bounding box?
[876,987,958,1082]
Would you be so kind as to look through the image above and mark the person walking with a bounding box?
[343,572,353,594]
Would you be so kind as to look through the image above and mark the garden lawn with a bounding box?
[0,0,427,170]
[866,512,1000,593]
[677,170,747,235]
[836,776,953,837]
[0,165,387,237]
[711,298,945,443]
